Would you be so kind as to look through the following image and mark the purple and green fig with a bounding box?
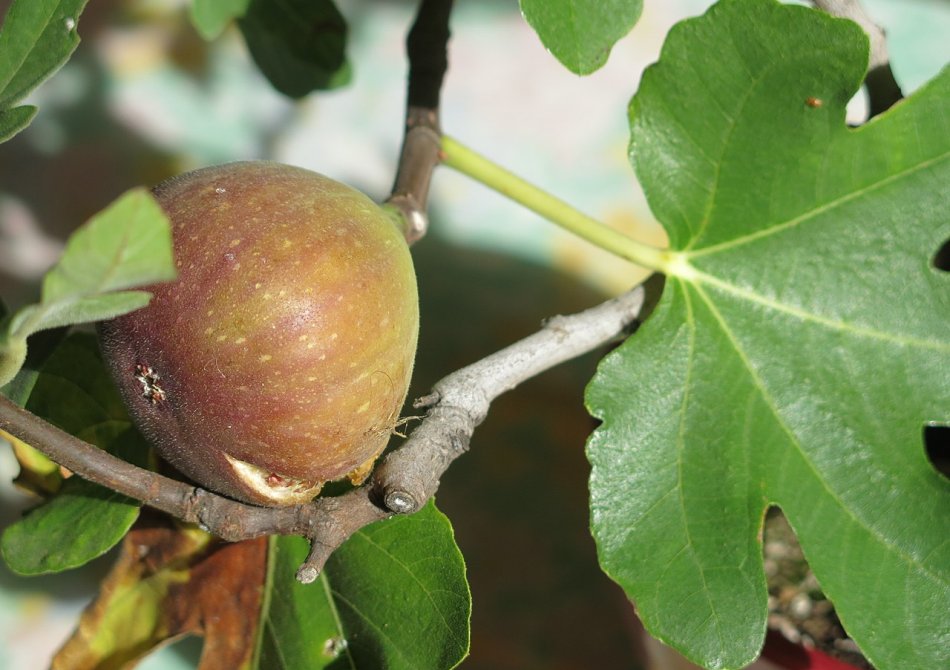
[99,161,419,506]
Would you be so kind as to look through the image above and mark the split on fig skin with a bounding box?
[98,162,419,506]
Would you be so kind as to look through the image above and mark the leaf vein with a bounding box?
[693,270,949,352]
[688,151,950,257]
[674,283,727,652]
[350,531,467,651]
[691,282,948,588]
[319,571,357,669]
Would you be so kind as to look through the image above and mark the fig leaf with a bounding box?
[0,0,89,142]
[586,1,950,668]
[259,501,470,670]
[520,0,642,75]
[1,333,148,574]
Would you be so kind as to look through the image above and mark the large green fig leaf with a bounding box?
[520,0,642,75]
[259,501,470,670]
[1,333,148,574]
[585,1,950,669]
[0,0,89,142]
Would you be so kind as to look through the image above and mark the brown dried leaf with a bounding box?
[52,513,267,670]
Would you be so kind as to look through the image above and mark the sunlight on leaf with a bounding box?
[520,0,642,75]
[0,188,173,386]
[0,105,36,142]
[586,1,950,669]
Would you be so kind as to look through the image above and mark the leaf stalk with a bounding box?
[439,135,671,273]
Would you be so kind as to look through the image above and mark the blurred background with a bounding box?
[1,0,947,668]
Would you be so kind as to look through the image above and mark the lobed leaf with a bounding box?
[190,0,251,40]
[0,333,147,575]
[520,0,642,75]
[586,1,950,669]
[238,0,351,99]
[0,0,89,142]
[259,501,470,670]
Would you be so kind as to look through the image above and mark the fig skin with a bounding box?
[98,161,419,506]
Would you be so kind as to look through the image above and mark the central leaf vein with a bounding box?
[675,283,727,652]
[320,571,356,669]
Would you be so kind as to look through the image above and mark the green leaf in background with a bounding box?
[520,0,642,75]
[0,0,89,142]
[190,0,251,40]
[0,187,174,386]
[0,324,70,495]
[259,501,470,670]
[238,0,351,99]
[586,1,950,669]
[1,333,148,574]
[0,323,69,407]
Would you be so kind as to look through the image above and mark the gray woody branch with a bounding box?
[0,284,646,582]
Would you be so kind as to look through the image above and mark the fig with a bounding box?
[98,161,419,506]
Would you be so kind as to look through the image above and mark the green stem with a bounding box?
[440,135,671,273]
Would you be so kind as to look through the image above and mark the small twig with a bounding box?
[811,0,902,116]
[0,284,646,582]
[295,284,646,579]
[386,0,454,244]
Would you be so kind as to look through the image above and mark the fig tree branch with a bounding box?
[0,395,311,540]
[293,282,648,581]
[0,282,647,582]
[386,0,454,244]
[811,0,902,116]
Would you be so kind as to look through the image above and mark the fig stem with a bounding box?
[386,0,454,243]
[406,0,453,110]
[439,135,673,273]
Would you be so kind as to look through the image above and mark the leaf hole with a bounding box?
[924,424,950,480]
[761,508,868,666]
[932,238,950,272]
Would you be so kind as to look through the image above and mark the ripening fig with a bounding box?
[99,161,419,506]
